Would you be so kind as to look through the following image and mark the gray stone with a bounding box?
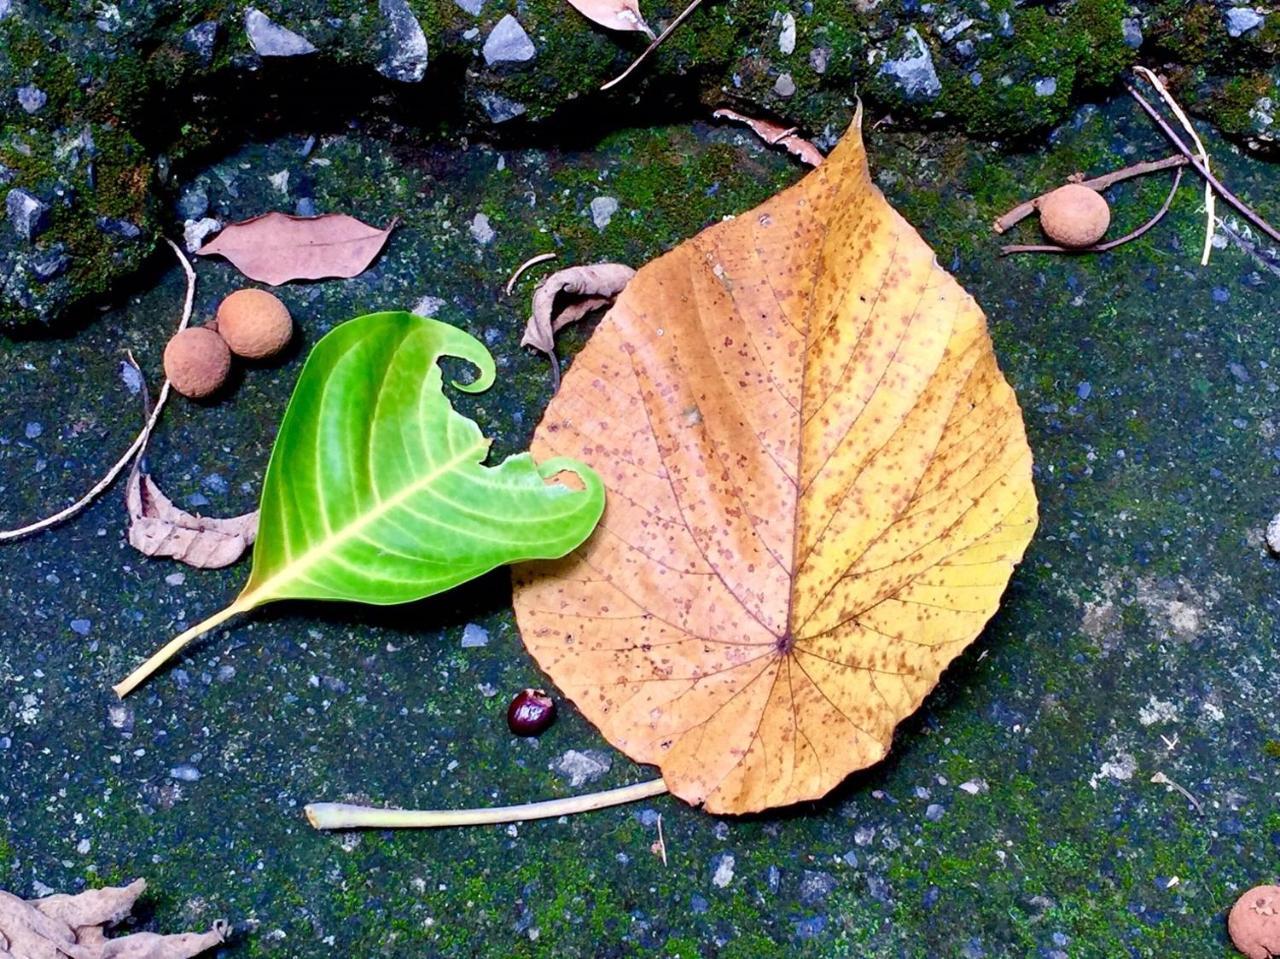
[0,0,12,20]
[169,763,201,782]
[295,196,317,217]
[1121,17,1143,48]
[1034,76,1058,97]
[244,8,317,57]
[939,17,974,43]
[710,852,735,888]
[483,15,536,66]
[477,92,526,123]
[176,184,209,220]
[549,748,612,787]
[925,802,945,822]
[0,165,12,186]
[377,0,429,83]
[455,0,483,14]
[16,84,47,114]
[31,245,69,283]
[183,21,219,64]
[1226,7,1264,37]
[879,28,941,100]
[7,189,51,242]
[97,216,141,239]
[590,195,618,229]
[469,212,495,244]
[69,618,90,635]
[25,421,42,439]
[809,46,828,74]
[460,623,489,647]
[774,72,796,97]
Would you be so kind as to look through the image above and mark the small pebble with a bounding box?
[710,852,735,888]
[460,623,489,648]
[70,618,91,636]
[1266,512,1280,555]
[169,763,201,782]
[24,422,43,439]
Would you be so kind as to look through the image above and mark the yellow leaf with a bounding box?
[512,108,1038,814]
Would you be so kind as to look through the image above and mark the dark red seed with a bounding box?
[507,688,556,736]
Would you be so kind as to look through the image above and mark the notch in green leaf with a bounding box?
[114,312,605,698]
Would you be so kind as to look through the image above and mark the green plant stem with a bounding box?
[113,600,249,698]
[305,778,669,830]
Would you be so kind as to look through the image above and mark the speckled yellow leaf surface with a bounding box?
[512,110,1038,814]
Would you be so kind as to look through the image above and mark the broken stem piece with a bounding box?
[506,252,558,296]
[600,0,705,91]
[1133,66,1215,266]
[1001,166,1183,255]
[1127,84,1280,246]
[112,599,250,698]
[305,778,669,830]
[992,155,1187,234]
[0,239,196,542]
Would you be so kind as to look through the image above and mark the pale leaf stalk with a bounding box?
[306,778,668,829]
[1133,66,1214,265]
[112,598,252,698]
[600,0,705,91]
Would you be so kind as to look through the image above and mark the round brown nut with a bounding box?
[163,327,232,399]
[1037,183,1111,248]
[215,288,293,360]
[1230,885,1280,959]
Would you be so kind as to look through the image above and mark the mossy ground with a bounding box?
[2,96,1280,956]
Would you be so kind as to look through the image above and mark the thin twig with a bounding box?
[654,812,668,866]
[505,253,557,296]
[1134,66,1215,266]
[1001,166,1183,255]
[1150,771,1203,814]
[1216,217,1280,280]
[992,155,1187,234]
[600,0,705,91]
[0,239,196,542]
[305,778,669,829]
[1127,84,1280,246]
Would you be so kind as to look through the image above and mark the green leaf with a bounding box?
[115,312,604,697]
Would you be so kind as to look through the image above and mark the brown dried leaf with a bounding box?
[196,212,398,285]
[567,0,655,37]
[713,108,825,167]
[126,470,258,569]
[512,109,1037,814]
[0,881,226,959]
[520,264,635,387]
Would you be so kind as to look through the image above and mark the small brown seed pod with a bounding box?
[1037,183,1111,248]
[215,288,293,360]
[163,327,231,399]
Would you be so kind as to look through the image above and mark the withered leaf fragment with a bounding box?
[713,108,824,167]
[567,0,655,37]
[197,212,399,285]
[0,879,227,959]
[520,263,635,388]
[126,469,259,569]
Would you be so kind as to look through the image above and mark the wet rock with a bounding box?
[778,12,796,54]
[1035,77,1058,97]
[455,0,483,14]
[30,244,69,282]
[16,84,47,114]
[183,216,221,253]
[549,749,611,786]
[377,0,429,83]
[710,852,735,887]
[798,871,837,905]
[1225,7,1265,37]
[1122,17,1143,48]
[469,212,495,244]
[0,0,12,19]
[7,189,51,242]
[244,8,317,57]
[460,623,489,647]
[183,21,220,65]
[774,73,796,97]
[177,184,209,221]
[810,46,829,74]
[483,15,536,66]
[97,216,142,240]
[169,763,201,782]
[879,28,941,100]
[477,92,526,123]
[590,196,618,229]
